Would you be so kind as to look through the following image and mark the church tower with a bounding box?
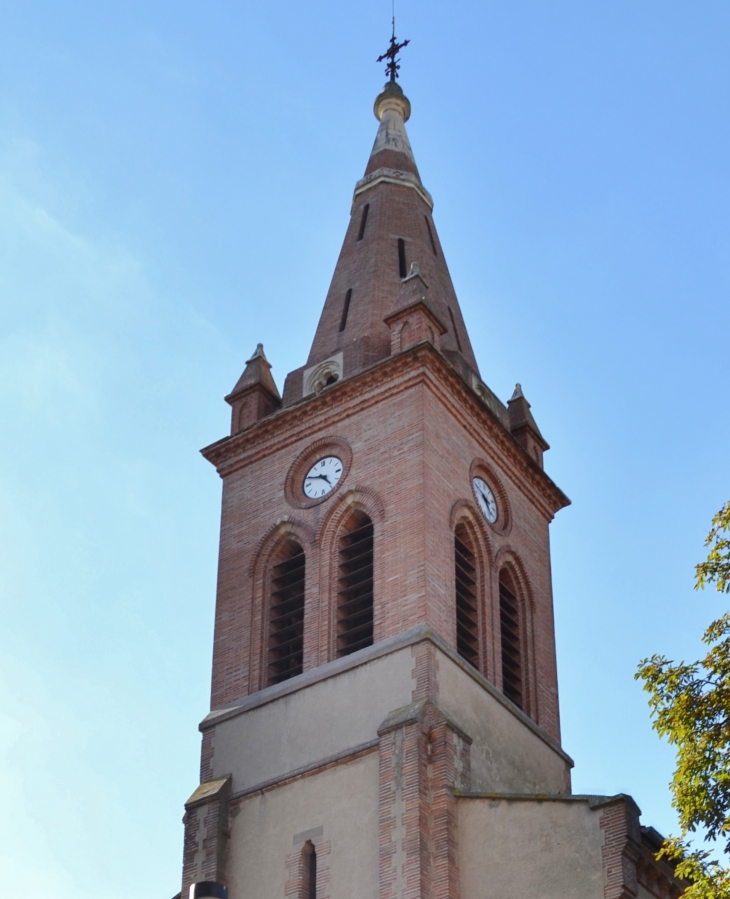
[180,43,684,899]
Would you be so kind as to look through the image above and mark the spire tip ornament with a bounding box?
[377,20,409,83]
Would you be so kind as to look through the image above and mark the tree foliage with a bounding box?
[696,502,730,595]
[637,501,730,898]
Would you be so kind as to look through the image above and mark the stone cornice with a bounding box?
[352,166,434,210]
[417,351,570,520]
[455,791,621,807]
[201,342,570,517]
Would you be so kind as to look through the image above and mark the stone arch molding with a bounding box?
[302,353,343,397]
[317,486,386,547]
[449,498,494,569]
[248,516,317,579]
[493,545,534,616]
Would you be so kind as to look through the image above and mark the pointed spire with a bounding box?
[226,343,281,434]
[230,343,278,396]
[507,384,549,468]
[281,77,480,405]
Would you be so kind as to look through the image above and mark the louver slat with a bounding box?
[499,579,523,709]
[268,545,305,685]
[455,530,479,669]
[337,517,374,657]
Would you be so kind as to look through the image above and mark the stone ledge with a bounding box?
[200,624,574,768]
[455,791,641,814]
[352,166,433,209]
[201,341,570,519]
[228,739,379,803]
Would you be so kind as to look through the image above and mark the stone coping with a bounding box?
[353,166,433,209]
[228,739,380,803]
[455,790,633,809]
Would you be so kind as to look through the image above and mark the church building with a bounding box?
[178,41,684,899]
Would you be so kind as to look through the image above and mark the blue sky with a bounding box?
[0,2,728,896]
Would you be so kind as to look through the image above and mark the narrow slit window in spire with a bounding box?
[339,289,352,332]
[357,204,370,241]
[398,239,407,278]
[425,217,438,256]
[448,307,463,352]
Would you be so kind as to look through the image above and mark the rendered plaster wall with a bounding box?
[228,753,379,899]
[436,647,568,793]
[638,887,658,899]
[209,639,569,796]
[209,646,414,791]
[458,797,605,899]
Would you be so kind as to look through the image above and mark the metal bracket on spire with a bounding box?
[377,23,409,82]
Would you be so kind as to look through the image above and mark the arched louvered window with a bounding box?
[499,569,523,709]
[455,524,479,669]
[268,540,305,686]
[336,511,374,657]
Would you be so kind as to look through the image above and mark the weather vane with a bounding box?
[377,17,409,82]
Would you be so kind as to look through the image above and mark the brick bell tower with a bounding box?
[179,42,685,899]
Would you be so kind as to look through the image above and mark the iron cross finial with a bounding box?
[377,23,410,82]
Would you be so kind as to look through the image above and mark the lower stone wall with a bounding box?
[457,794,686,899]
[458,795,607,899]
[226,752,379,899]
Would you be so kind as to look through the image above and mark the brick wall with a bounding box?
[378,700,471,899]
[203,345,566,744]
[299,176,479,390]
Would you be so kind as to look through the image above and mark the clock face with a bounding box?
[303,456,343,499]
[472,477,498,524]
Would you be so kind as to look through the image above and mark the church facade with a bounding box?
[178,68,684,899]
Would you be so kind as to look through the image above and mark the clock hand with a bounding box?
[477,487,495,513]
[307,473,332,485]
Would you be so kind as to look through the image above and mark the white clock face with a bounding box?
[472,477,498,524]
[303,456,343,499]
